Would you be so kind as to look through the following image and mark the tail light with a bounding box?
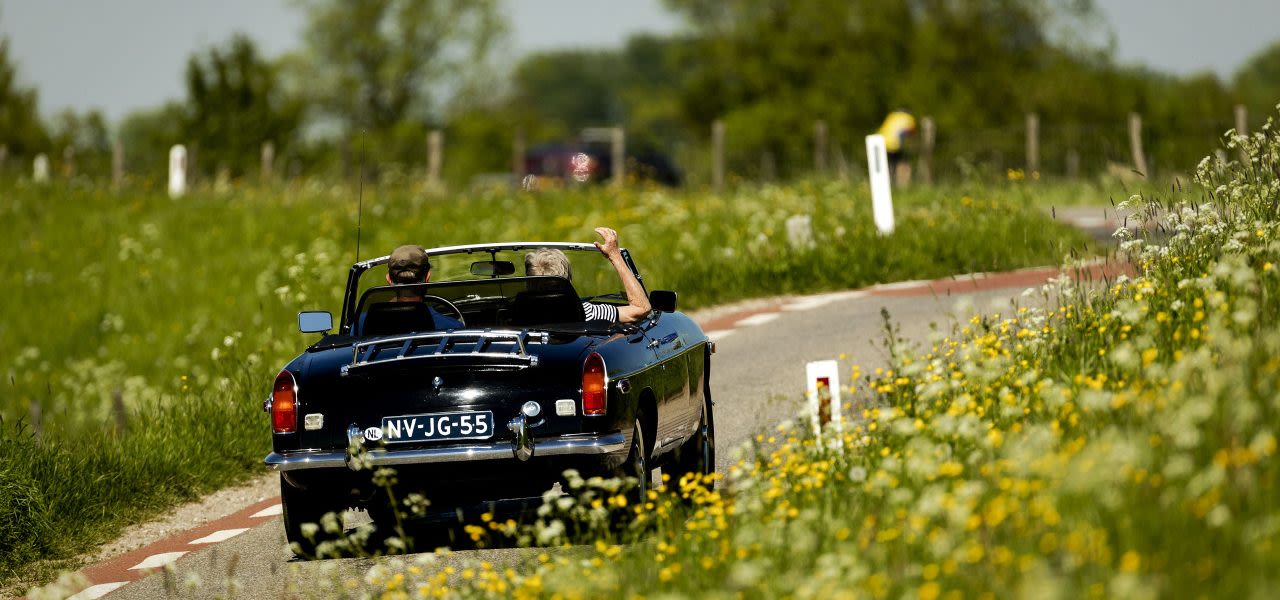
[582,352,607,415]
[272,370,298,433]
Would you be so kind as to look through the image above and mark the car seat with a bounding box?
[360,301,436,337]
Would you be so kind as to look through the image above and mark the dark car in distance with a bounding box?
[263,242,715,555]
[524,142,682,187]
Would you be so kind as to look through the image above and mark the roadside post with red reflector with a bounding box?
[806,360,842,435]
[272,370,298,433]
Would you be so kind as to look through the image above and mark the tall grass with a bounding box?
[1,178,1089,584]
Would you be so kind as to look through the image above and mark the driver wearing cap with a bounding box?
[385,244,464,329]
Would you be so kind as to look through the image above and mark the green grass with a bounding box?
[0,177,1092,586]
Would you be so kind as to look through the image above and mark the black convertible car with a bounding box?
[263,242,715,555]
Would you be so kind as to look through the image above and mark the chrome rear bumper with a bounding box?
[264,431,627,472]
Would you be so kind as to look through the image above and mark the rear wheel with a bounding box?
[614,418,650,502]
[280,475,345,558]
[670,398,716,494]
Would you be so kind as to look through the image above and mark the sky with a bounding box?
[1,0,1277,124]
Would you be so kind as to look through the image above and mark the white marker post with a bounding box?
[865,134,895,235]
[785,214,815,251]
[33,153,49,183]
[806,360,842,436]
[168,145,187,198]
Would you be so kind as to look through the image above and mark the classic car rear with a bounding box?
[263,243,714,555]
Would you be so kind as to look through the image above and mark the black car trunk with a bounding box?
[294,332,598,450]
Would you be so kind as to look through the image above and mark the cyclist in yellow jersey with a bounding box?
[877,110,917,183]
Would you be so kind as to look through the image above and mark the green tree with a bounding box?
[49,108,111,177]
[117,102,186,180]
[292,0,506,166]
[661,0,1106,178]
[183,34,302,177]
[0,36,50,161]
[1234,42,1280,123]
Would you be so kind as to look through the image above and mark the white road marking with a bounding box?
[69,582,128,600]
[1069,216,1108,228]
[783,298,834,311]
[129,551,187,570]
[189,528,250,545]
[735,313,780,327]
[942,271,992,281]
[251,503,283,518]
[782,290,868,311]
[871,279,929,291]
[706,329,736,341]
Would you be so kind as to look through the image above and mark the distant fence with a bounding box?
[0,104,1258,191]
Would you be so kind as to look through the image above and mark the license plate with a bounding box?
[380,411,494,443]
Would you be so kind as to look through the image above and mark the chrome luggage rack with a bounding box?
[342,330,549,375]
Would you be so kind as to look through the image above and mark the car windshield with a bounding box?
[348,245,645,334]
[355,247,635,308]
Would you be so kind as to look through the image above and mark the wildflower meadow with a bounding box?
[307,118,1280,598]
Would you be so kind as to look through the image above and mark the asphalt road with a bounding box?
[105,283,1035,599]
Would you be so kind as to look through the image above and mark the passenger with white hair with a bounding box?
[525,227,651,323]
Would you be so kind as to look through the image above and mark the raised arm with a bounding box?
[593,226,651,323]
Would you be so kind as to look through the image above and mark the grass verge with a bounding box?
[2,179,1089,586]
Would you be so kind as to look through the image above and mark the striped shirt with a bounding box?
[582,301,619,323]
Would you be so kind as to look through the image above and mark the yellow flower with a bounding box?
[1120,551,1142,573]
[937,462,964,477]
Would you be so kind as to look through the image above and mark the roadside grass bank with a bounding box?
[306,126,1279,596]
[0,179,1090,586]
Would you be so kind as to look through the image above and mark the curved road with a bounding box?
[78,268,1083,599]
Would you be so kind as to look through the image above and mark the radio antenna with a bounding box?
[354,130,365,264]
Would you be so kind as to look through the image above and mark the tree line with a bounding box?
[1,0,1278,184]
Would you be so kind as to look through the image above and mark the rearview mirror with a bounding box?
[298,311,333,333]
[649,290,677,313]
[470,260,516,277]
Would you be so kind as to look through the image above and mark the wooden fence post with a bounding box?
[112,388,127,434]
[260,141,275,183]
[834,145,849,181]
[62,146,76,178]
[1234,104,1249,162]
[1066,149,1080,179]
[761,151,776,182]
[427,129,443,189]
[1026,113,1040,175]
[339,136,351,179]
[112,140,125,189]
[711,120,725,192]
[611,126,625,187]
[512,127,526,178]
[29,400,42,443]
[1128,112,1148,177]
[187,143,198,184]
[918,116,935,185]
[814,120,828,175]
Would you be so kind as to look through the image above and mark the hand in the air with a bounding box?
[593,226,620,258]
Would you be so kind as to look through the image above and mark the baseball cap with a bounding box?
[388,245,430,283]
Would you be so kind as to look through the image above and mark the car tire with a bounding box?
[280,474,342,559]
[615,417,650,503]
[670,397,716,494]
